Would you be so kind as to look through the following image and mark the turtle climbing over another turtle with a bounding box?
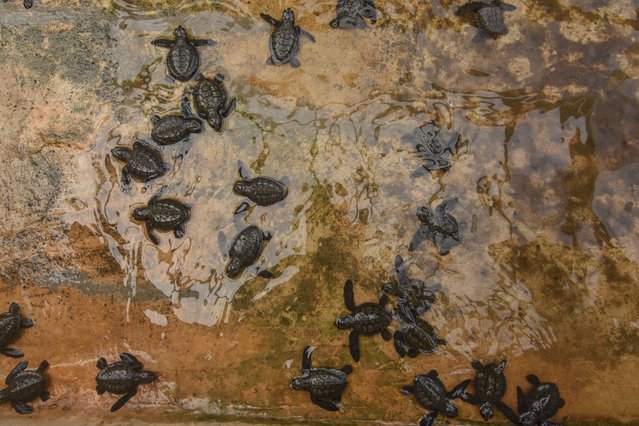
[335,279,392,362]
[261,8,315,68]
[291,346,352,412]
[460,359,508,421]
[0,302,34,358]
[95,353,156,412]
[393,300,446,358]
[456,0,516,40]
[0,360,50,414]
[382,255,440,315]
[151,97,203,146]
[188,73,237,132]
[330,0,378,29]
[497,374,565,426]
[402,370,470,426]
[233,164,288,214]
[226,225,273,278]
[409,197,461,255]
[111,141,168,189]
[151,25,212,82]
[133,190,190,245]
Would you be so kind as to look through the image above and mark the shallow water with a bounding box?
[0,0,638,424]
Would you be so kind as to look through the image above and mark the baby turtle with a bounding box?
[382,255,440,315]
[2,0,33,9]
[498,375,565,426]
[335,279,392,362]
[415,123,460,172]
[151,25,212,82]
[409,197,461,255]
[233,165,288,214]
[95,353,156,412]
[0,360,50,414]
[188,73,236,132]
[133,191,190,245]
[226,225,272,278]
[151,97,203,146]
[393,300,446,358]
[291,346,352,412]
[461,359,508,421]
[0,302,34,358]
[261,8,315,68]
[330,0,377,29]
[402,370,469,426]
[111,141,168,189]
[456,0,516,40]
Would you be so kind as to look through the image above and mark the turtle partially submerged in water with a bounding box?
[402,370,470,426]
[0,360,50,414]
[261,8,315,68]
[151,97,203,146]
[0,302,34,358]
[291,346,352,412]
[133,191,190,245]
[456,0,516,40]
[409,197,461,255]
[498,374,565,426]
[335,279,392,362]
[151,25,212,82]
[460,359,508,421]
[330,0,378,29]
[95,353,156,412]
[382,255,440,315]
[188,73,236,132]
[111,141,168,189]
[226,225,273,278]
[233,165,288,214]
[2,0,33,9]
[393,300,446,358]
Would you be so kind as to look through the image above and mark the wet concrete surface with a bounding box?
[0,0,638,424]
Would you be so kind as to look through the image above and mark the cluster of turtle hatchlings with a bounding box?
[2,1,568,424]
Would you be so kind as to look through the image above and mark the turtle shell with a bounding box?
[304,368,348,400]
[151,115,202,146]
[7,369,47,402]
[127,146,165,181]
[96,363,137,395]
[351,303,391,336]
[521,383,563,425]
[167,40,199,82]
[476,6,507,36]
[233,177,288,206]
[403,318,441,353]
[147,199,189,230]
[474,363,506,402]
[270,23,299,63]
[193,77,227,118]
[0,310,21,348]
[413,374,447,410]
[229,226,265,265]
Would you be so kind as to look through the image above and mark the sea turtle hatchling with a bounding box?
[415,123,460,172]
[111,141,168,189]
[393,300,446,358]
[330,0,378,29]
[151,25,212,82]
[460,359,509,421]
[95,353,156,412]
[188,73,237,132]
[226,225,273,278]
[233,165,288,214]
[335,279,392,362]
[382,255,440,315]
[151,97,203,146]
[133,190,190,245]
[498,374,565,426]
[456,0,516,40]
[0,360,50,415]
[291,346,352,412]
[402,370,470,426]
[0,302,34,358]
[2,0,33,9]
[409,197,461,255]
[261,8,315,68]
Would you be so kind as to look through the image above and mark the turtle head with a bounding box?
[174,26,187,39]
[282,8,295,22]
[214,73,225,84]
[208,112,223,132]
[443,400,459,418]
[133,207,150,220]
[232,180,250,196]
[290,374,310,391]
[226,258,243,278]
[480,402,495,421]
[136,371,156,384]
[335,315,354,329]
[111,147,132,162]
[416,206,435,224]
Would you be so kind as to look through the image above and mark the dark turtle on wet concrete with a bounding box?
[498,374,565,426]
[2,0,33,9]
[330,0,378,29]
[151,97,203,146]
[460,359,508,421]
[415,123,460,172]
[409,197,461,255]
[233,165,288,214]
[151,25,212,82]
[393,300,446,358]
[226,225,273,278]
[95,353,156,412]
[0,360,50,414]
[133,191,190,245]
[188,73,236,132]
[291,346,352,412]
[0,302,34,358]
[456,0,516,40]
[261,8,315,68]
[335,279,392,362]
[382,255,440,315]
[402,370,470,426]
[111,141,168,189]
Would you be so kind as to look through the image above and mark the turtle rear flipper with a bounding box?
[111,389,137,412]
[290,57,301,68]
[21,317,34,328]
[381,328,392,341]
[36,360,49,373]
[310,395,339,411]
[12,401,33,415]
[189,37,214,47]
[2,348,24,358]
[516,386,526,413]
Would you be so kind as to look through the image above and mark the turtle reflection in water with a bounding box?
[409,197,462,255]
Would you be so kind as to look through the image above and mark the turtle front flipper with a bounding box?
[12,401,33,415]
[111,389,137,412]
[6,360,28,384]
[222,98,237,119]
[36,360,49,373]
[234,202,250,215]
[495,400,520,425]
[120,353,142,369]
[418,410,438,426]
[516,386,526,413]
[393,331,406,357]
[301,346,313,371]
[2,348,25,358]
[401,385,414,395]
[343,279,356,311]
[456,2,483,16]
[189,37,214,47]
[348,330,361,362]
[460,390,480,404]
[151,38,175,48]
[300,27,315,42]
[260,13,280,26]
[146,221,159,245]
[310,394,339,411]
[449,379,471,399]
